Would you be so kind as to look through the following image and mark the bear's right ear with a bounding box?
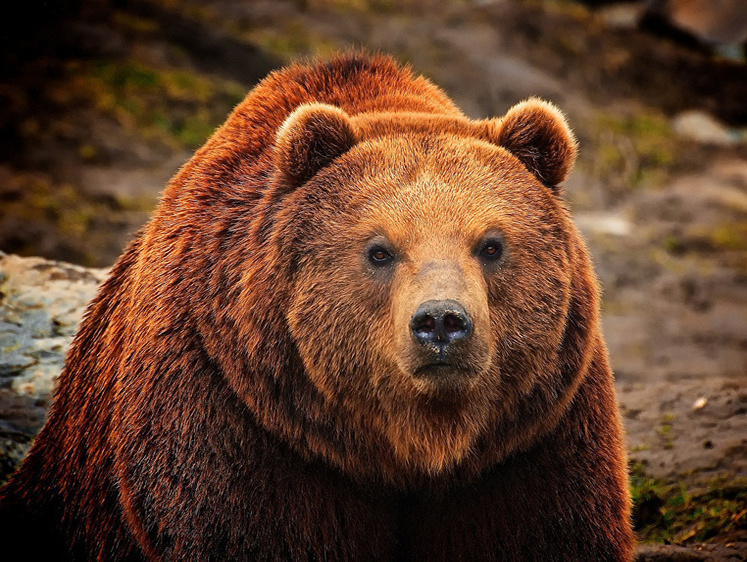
[274,103,359,190]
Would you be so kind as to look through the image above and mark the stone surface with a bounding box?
[672,111,746,147]
[0,252,108,476]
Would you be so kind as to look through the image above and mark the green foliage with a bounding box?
[630,463,747,544]
[306,0,413,13]
[247,21,338,59]
[663,234,685,255]
[526,0,589,19]
[589,111,677,193]
[52,59,245,150]
[0,172,155,266]
[707,223,747,252]
[662,223,747,272]
[657,412,676,450]
[113,12,160,34]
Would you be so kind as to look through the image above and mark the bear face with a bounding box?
[258,101,581,477]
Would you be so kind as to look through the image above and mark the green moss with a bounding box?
[113,12,160,34]
[657,412,676,450]
[609,114,675,168]
[708,223,747,252]
[663,234,685,255]
[249,21,338,59]
[630,463,747,544]
[54,59,246,150]
[94,60,162,91]
[310,0,402,14]
[529,0,590,20]
[589,112,677,192]
[0,172,156,266]
[77,143,97,160]
[112,193,157,212]
[630,462,667,532]
[161,70,214,103]
[174,111,218,148]
[662,223,747,262]
[10,178,96,238]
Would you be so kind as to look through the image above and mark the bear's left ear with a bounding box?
[485,98,577,192]
[274,103,359,190]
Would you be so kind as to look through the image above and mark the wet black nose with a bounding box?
[410,299,473,352]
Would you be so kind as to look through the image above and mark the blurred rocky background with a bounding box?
[1,0,746,559]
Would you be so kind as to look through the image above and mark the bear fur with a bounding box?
[0,53,634,560]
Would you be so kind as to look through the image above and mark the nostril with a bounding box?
[412,313,437,335]
[443,313,465,335]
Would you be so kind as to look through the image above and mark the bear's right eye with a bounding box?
[368,245,394,266]
[477,235,505,264]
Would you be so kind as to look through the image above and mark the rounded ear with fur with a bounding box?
[486,98,577,192]
[274,103,359,189]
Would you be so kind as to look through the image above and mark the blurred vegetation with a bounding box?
[51,58,246,150]
[0,0,272,266]
[661,221,747,276]
[244,22,338,60]
[630,463,747,544]
[656,412,676,450]
[0,171,155,266]
[588,111,677,195]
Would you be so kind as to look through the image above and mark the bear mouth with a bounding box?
[409,362,480,400]
[412,361,478,382]
[415,362,454,374]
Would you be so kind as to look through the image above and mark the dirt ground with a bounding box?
[1,0,745,557]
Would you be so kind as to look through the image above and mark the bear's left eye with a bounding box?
[368,245,394,266]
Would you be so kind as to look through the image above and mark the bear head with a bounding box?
[211,99,595,486]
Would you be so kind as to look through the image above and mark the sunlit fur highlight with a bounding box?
[0,53,633,561]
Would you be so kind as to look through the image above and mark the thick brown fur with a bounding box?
[0,53,634,561]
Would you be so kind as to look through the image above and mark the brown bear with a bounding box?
[0,53,634,560]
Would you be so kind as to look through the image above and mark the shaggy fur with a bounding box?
[0,53,634,561]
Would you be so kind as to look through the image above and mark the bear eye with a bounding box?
[479,238,504,261]
[368,245,394,266]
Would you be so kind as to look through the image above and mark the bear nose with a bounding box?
[410,299,473,352]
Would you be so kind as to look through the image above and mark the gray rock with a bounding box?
[0,252,107,482]
[672,111,747,147]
